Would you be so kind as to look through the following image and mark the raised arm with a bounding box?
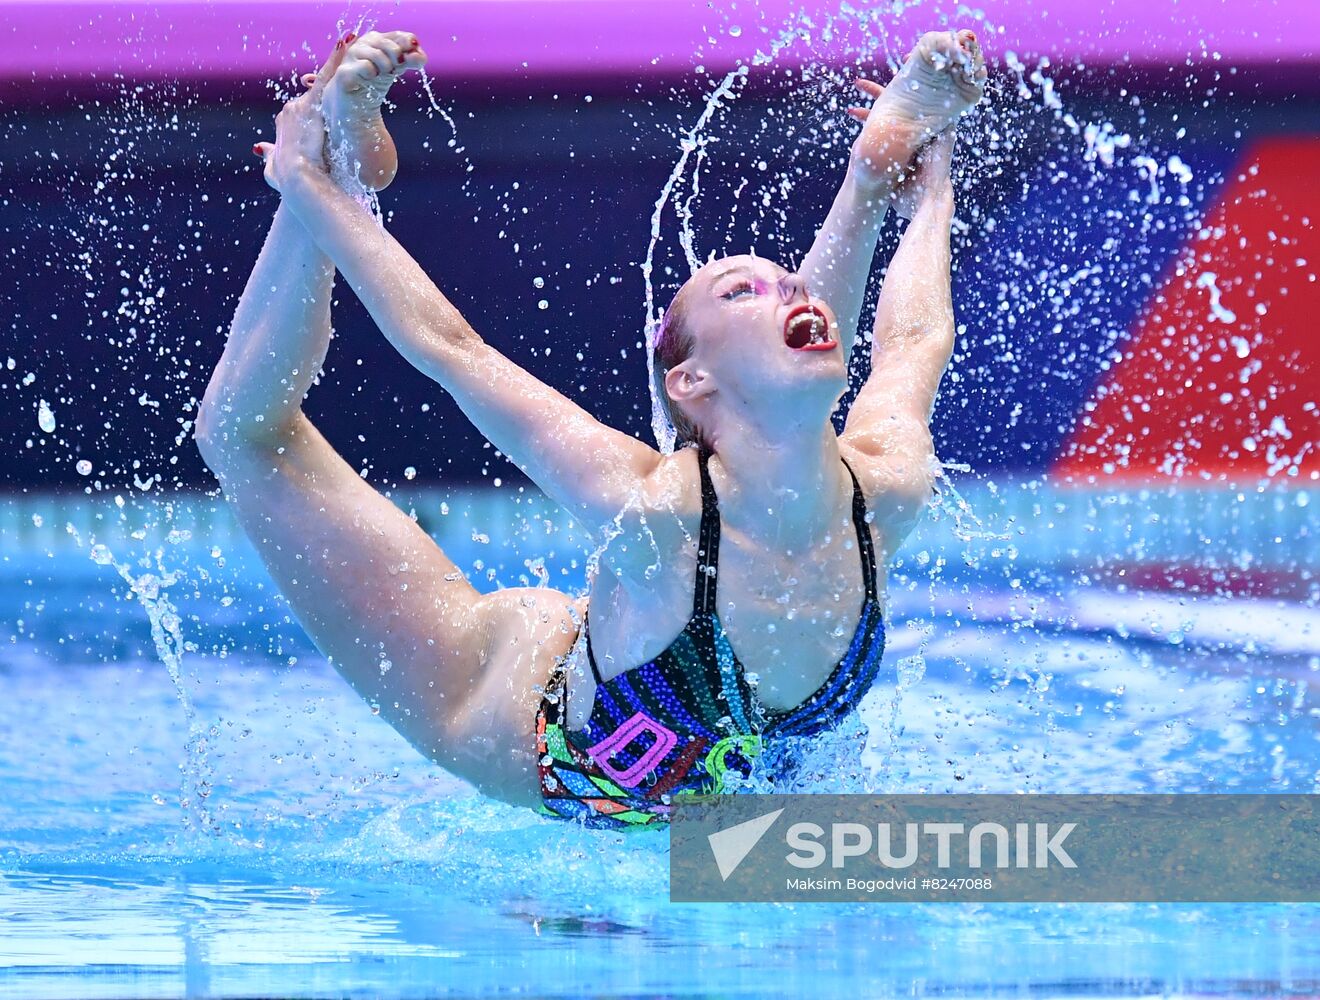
[801,32,985,360]
[841,130,956,540]
[797,79,896,358]
[270,118,660,542]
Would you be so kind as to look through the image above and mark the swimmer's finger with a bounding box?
[273,97,325,169]
[300,72,318,89]
[354,45,394,79]
[853,77,885,99]
[371,35,406,68]
[338,57,383,91]
[251,140,277,191]
[400,43,428,70]
[306,33,352,102]
[846,106,870,123]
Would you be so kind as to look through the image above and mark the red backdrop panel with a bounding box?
[1055,137,1319,485]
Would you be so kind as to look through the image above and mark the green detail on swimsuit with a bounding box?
[543,724,572,761]
[610,809,663,826]
[589,774,627,797]
[704,734,763,792]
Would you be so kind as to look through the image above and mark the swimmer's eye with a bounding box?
[721,282,755,301]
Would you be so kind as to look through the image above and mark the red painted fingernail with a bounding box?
[397,53,406,65]
[252,144,262,156]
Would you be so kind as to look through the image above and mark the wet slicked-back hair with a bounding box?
[652,283,709,449]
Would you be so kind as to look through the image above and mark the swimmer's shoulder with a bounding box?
[596,445,703,577]
[837,434,935,552]
[642,444,704,516]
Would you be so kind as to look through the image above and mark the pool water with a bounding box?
[1,483,1317,997]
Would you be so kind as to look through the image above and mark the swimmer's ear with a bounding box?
[664,361,713,406]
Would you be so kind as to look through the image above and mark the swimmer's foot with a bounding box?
[848,29,985,192]
[320,30,427,191]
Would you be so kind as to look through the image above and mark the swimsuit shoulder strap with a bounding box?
[840,455,880,603]
[584,445,720,685]
[582,608,606,686]
[692,444,721,617]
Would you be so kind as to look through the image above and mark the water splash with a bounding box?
[417,66,461,147]
[36,399,56,434]
[642,65,748,455]
[67,517,217,835]
[1196,271,1238,324]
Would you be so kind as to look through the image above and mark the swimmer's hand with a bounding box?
[844,31,985,194]
[845,76,906,192]
[888,127,955,221]
[252,37,348,194]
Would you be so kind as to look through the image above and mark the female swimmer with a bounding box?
[196,28,985,827]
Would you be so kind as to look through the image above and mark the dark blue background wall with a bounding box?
[1,75,1312,491]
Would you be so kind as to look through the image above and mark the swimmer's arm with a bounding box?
[840,186,954,539]
[799,166,891,359]
[280,171,661,542]
[800,82,909,357]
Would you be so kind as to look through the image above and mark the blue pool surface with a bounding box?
[1,482,1317,997]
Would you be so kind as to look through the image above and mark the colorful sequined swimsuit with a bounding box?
[536,443,887,828]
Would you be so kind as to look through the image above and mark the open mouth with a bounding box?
[783,305,837,352]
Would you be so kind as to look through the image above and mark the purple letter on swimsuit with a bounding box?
[587,712,678,786]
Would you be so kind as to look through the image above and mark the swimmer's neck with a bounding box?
[705,421,849,548]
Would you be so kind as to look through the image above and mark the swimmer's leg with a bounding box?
[321,30,427,191]
[196,203,573,806]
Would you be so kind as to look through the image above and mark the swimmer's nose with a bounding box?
[777,273,809,305]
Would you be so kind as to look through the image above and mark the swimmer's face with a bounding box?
[672,255,846,408]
